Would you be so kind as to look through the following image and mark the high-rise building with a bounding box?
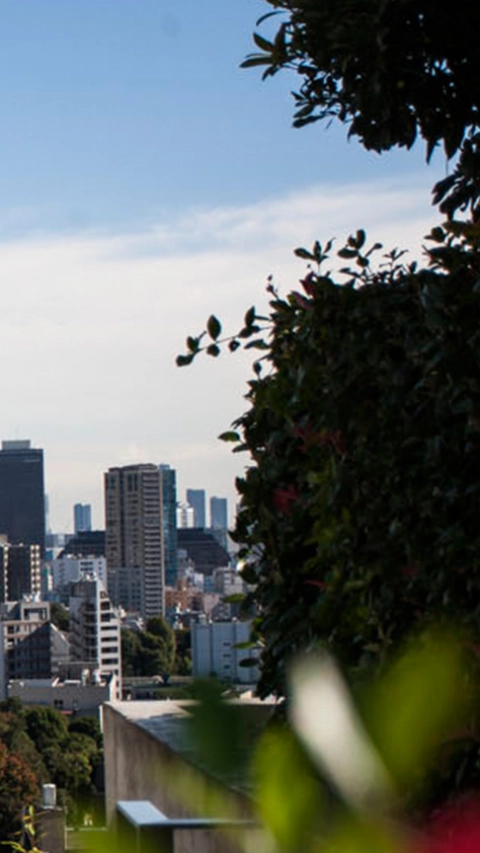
[0,441,45,555]
[186,489,206,529]
[210,496,228,530]
[176,502,195,528]
[74,503,92,535]
[104,463,177,617]
[160,465,178,587]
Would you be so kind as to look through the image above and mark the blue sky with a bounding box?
[0,1,446,530]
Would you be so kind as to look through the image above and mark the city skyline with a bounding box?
[0,435,233,536]
[0,1,446,532]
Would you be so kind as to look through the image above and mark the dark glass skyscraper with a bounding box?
[0,441,45,555]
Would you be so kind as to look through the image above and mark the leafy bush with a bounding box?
[0,742,37,843]
[242,0,480,220]
[179,222,480,698]
[121,617,176,678]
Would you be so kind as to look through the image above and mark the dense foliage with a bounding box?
[252,0,480,156]
[121,616,176,678]
[0,741,37,842]
[243,0,480,220]
[177,0,480,701]
[50,602,70,632]
[179,221,480,698]
[0,700,102,837]
[176,0,480,823]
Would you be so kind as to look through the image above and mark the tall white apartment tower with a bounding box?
[104,464,177,617]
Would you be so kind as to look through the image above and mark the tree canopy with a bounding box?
[50,602,70,632]
[179,223,480,696]
[243,0,480,219]
[244,0,480,157]
[0,701,103,837]
[121,618,176,679]
[177,0,480,697]
[0,742,37,842]
[177,0,480,810]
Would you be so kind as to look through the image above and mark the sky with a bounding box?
[0,0,447,532]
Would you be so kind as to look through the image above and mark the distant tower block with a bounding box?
[105,463,178,616]
[74,503,92,535]
[177,502,195,529]
[210,496,228,530]
[186,489,206,528]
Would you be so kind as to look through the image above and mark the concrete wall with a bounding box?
[102,702,253,853]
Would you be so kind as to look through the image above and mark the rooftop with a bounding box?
[105,696,274,794]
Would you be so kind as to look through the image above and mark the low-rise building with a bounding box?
[51,555,107,590]
[212,567,245,597]
[0,599,69,699]
[9,672,118,715]
[191,620,259,684]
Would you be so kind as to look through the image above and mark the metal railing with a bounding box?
[115,800,255,853]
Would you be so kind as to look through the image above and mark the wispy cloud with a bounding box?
[0,175,440,528]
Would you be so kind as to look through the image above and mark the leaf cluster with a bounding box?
[242,0,480,219]
[0,702,103,841]
[49,602,70,632]
[237,224,480,699]
[176,305,270,376]
[22,707,101,797]
[0,740,37,844]
[121,617,176,678]
[179,224,480,705]
[243,0,480,158]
